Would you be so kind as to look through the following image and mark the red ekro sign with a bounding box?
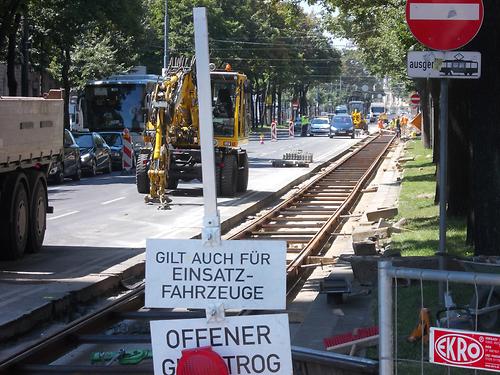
[406,0,484,50]
[430,327,500,371]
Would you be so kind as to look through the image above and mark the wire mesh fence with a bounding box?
[378,260,500,375]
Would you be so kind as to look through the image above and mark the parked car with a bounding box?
[329,114,355,138]
[309,117,331,136]
[49,129,82,183]
[72,132,112,176]
[99,131,133,170]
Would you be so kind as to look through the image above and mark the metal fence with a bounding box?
[378,260,500,374]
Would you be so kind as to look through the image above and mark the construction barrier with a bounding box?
[289,120,295,138]
[271,120,278,142]
[122,128,133,172]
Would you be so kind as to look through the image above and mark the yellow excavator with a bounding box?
[136,59,250,205]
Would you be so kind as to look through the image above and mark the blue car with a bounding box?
[329,115,355,138]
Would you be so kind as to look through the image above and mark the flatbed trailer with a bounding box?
[0,90,63,259]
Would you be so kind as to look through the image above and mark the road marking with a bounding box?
[101,197,126,205]
[410,3,479,20]
[47,210,79,221]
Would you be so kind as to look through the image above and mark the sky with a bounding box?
[300,1,351,49]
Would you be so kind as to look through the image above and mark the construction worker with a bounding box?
[400,114,409,137]
[377,118,384,134]
[301,115,309,136]
[395,116,401,138]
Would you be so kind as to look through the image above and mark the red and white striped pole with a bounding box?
[122,128,133,173]
[288,120,294,138]
[271,120,278,142]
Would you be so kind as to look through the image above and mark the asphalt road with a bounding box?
[44,134,359,248]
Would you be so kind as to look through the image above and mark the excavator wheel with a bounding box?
[136,154,150,194]
[237,153,249,193]
[220,154,238,197]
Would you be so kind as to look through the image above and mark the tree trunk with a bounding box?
[0,0,23,57]
[277,85,282,124]
[420,79,432,148]
[250,85,256,130]
[258,87,264,127]
[271,83,276,123]
[254,81,259,127]
[431,80,440,164]
[61,47,71,129]
[431,80,440,205]
[468,0,500,255]
[447,79,471,217]
[7,12,21,96]
[21,14,29,96]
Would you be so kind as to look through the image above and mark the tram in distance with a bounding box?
[440,59,479,76]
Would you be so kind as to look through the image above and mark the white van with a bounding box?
[369,102,386,122]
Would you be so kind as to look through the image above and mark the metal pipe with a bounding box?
[291,345,378,373]
[378,260,393,375]
[387,265,500,286]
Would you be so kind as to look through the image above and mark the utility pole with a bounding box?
[162,0,169,76]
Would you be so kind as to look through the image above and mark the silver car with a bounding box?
[309,117,331,136]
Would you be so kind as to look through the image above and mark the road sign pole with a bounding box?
[193,7,220,245]
[438,78,449,303]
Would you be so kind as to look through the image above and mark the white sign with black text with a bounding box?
[145,239,287,310]
[407,51,481,79]
[150,314,292,375]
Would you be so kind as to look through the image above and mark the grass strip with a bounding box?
[392,139,473,257]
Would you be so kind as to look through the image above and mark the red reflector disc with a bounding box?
[177,346,229,375]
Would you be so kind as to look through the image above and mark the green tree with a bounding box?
[29,0,144,127]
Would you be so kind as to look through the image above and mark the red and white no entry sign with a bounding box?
[406,0,484,50]
[410,93,421,105]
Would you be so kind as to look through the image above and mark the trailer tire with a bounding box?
[136,154,150,194]
[0,173,29,260]
[220,154,238,197]
[26,172,47,253]
[237,153,249,193]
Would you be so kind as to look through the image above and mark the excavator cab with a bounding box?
[211,71,249,148]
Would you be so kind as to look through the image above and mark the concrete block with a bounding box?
[352,241,377,256]
[366,207,398,222]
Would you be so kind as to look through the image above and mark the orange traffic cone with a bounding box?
[259,134,264,144]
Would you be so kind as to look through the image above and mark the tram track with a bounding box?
[228,133,395,293]
[0,134,393,374]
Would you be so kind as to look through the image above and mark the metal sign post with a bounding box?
[438,78,448,301]
[193,7,220,245]
[405,0,484,305]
